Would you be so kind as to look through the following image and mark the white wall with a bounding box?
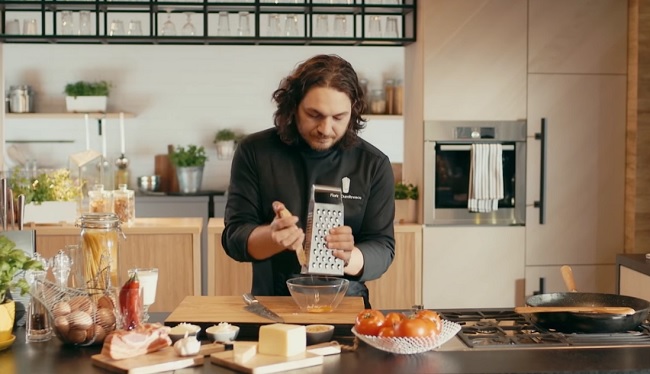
[4,44,404,191]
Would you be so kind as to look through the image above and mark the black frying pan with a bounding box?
[524,292,650,333]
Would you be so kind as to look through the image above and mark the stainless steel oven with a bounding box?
[424,120,527,226]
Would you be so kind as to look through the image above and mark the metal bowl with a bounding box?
[137,175,161,193]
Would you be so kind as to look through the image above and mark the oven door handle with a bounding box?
[534,118,547,225]
[438,144,515,151]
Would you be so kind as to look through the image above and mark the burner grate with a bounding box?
[438,309,650,349]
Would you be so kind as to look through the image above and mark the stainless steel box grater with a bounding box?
[302,184,345,276]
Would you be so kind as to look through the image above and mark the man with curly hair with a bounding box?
[222,54,395,308]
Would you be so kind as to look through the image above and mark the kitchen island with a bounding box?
[3,314,650,374]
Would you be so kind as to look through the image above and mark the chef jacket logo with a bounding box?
[341,177,362,201]
[342,177,350,193]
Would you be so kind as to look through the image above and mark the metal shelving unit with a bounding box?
[0,0,416,46]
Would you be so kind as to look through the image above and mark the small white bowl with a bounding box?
[206,323,240,343]
[306,324,334,345]
[169,323,201,343]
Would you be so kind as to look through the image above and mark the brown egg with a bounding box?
[97,295,115,310]
[54,315,70,336]
[69,296,93,314]
[96,307,116,329]
[87,324,106,343]
[67,328,88,344]
[68,310,93,330]
[53,301,71,318]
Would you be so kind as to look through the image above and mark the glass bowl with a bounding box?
[286,276,349,313]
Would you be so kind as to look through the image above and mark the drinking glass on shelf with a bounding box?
[267,13,282,37]
[367,15,381,37]
[237,11,251,36]
[385,16,398,38]
[284,14,299,37]
[182,12,196,36]
[109,20,125,36]
[23,19,38,35]
[333,15,347,37]
[79,11,92,35]
[217,11,230,36]
[161,10,176,36]
[5,19,20,35]
[315,14,329,37]
[61,11,75,35]
[128,267,159,323]
[128,20,143,36]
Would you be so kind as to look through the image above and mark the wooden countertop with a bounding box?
[25,217,203,235]
[207,217,421,233]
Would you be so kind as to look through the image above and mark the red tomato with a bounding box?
[384,312,406,329]
[414,310,442,334]
[377,325,398,338]
[396,317,436,338]
[355,309,385,336]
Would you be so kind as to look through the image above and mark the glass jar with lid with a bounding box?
[369,89,387,114]
[88,184,113,214]
[113,184,135,226]
[76,213,123,289]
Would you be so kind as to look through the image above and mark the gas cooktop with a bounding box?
[436,309,650,351]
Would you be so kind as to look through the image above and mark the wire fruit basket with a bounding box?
[31,279,120,346]
[352,319,462,354]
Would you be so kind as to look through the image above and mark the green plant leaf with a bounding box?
[169,145,208,167]
[64,80,111,97]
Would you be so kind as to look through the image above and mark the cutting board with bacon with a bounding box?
[91,343,225,374]
[165,296,364,326]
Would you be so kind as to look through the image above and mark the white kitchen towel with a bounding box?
[468,144,504,213]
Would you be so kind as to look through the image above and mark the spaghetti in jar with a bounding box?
[76,213,124,289]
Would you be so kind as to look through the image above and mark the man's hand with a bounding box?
[271,201,304,253]
[326,225,355,266]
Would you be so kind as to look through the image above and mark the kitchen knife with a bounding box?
[242,293,285,323]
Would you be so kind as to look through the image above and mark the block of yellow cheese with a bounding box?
[233,342,258,364]
[258,323,306,357]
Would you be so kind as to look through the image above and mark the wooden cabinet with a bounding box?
[206,218,252,297]
[206,219,421,310]
[366,224,422,310]
[32,218,202,312]
[422,226,525,309]
[525,0,627,294]
[617,254,650,301]
[421,0,527,121]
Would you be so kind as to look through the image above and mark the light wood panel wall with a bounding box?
[631,0,650,253]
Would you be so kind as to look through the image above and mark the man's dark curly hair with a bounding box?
[272,54,367,149]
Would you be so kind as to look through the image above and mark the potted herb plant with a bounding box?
[9,167,83,224]
[213,129,242,160]
[169,145,208,194]
[394,181,418,224]
[64,80,111,113]
[0,235,43,345]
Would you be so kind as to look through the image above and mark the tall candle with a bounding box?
[119,112,125,154]
[84,114,90,150]
[101,118,107,158]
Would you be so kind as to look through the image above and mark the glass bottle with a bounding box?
[26,254,52,342]
[88,184,113,214]
[77,213,123,289]
[113,184,135,226]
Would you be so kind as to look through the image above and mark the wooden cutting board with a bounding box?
[210,343,324,374]
[91,342,225,374]
[165,296,364,326]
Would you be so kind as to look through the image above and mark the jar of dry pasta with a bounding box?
[113,184,135,226]
[76,213,123,290]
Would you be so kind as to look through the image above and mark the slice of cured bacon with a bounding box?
[101,323,172,360]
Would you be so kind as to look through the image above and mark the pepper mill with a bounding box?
[26,253,52,343]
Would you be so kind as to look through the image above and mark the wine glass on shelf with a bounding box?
[161,10,176,36]
[127,267,159,323]
[182,12,196,36]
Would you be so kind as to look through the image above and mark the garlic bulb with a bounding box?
[173,332,201,357]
